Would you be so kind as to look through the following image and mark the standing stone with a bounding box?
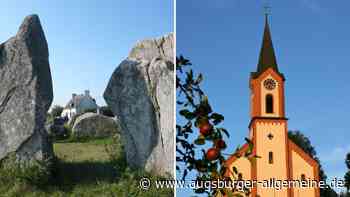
[104,34,174,177]
[0,15,53,162]
[72,112,121,138]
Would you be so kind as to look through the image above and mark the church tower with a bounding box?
[224,15,320,197]
[250,15,285,119]
[248,14,290,197]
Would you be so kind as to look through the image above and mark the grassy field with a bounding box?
[0,138,173,197]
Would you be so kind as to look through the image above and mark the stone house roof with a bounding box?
[64,90,98,110]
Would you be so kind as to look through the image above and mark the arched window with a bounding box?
[266,94,273,113]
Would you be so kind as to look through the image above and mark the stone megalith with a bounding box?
[0,15,53,162]
[72,112,121,138]
[103,34,174,177]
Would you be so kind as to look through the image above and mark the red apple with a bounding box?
[215,139,227,149]
[206,147,220,161]
[199,122,212,136]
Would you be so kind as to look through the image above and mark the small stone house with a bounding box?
[61,90,99,119]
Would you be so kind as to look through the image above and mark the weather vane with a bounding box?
[263,3,271,17]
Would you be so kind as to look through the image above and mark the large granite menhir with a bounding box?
[0,15,53,162]
[72,113,121,138]
[104,34,174,177]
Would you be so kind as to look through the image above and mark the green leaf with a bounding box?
[209,162,218,172]
[245,137,254,151]
[179,109,190,116]
[220,128,230,138]
[186,69,194,84]
[182,169,188,180]
[199,96,212,114]
[227,190,234,197]
[210,113,224,125]
[179,109,196,120]
[194,73,203,85]
[194,138,205,145]
[176,101,184,105]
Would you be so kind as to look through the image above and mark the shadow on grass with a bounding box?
[51,159,118,191]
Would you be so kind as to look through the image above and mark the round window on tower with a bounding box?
[263,78,277,90]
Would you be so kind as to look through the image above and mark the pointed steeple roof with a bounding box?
[251,15,284,79]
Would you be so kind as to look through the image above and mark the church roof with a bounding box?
[251,15,284,80]
[64,94,97,109]
[65,95,84,108]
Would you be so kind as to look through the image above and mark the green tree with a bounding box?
[346,153,350,170]
[345,153,350,195]
[176,56,253,196]
[50,105,64,118]
[288,130,337,197]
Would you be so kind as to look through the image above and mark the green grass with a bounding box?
[54,140,111,162]
[0,138,173,197]
[55,137,114,145]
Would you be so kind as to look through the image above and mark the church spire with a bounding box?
[251,13,284,79]
[257,14,278,73]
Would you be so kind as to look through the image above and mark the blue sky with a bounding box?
[0,0,173,107]
[177,0,350,195]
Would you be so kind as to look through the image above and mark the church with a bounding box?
[223,16,320,197]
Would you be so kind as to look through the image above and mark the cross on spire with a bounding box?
[256,6,278,74]
[264,5,271,18]
[250,3,284,79]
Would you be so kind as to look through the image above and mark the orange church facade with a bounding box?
[223,16,320,197]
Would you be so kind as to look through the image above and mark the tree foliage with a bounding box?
[176,56,253,196]
[345,153,350,194]
[345,171,350,192]
[346,153,350,170]
[50,105,64,118]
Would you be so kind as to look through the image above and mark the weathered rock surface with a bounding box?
[72,113,121,138]
[103,34,174,177]
[0,15,53,162]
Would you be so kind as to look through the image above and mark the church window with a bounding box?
[266,94,273,113]
[268,151,273,164]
